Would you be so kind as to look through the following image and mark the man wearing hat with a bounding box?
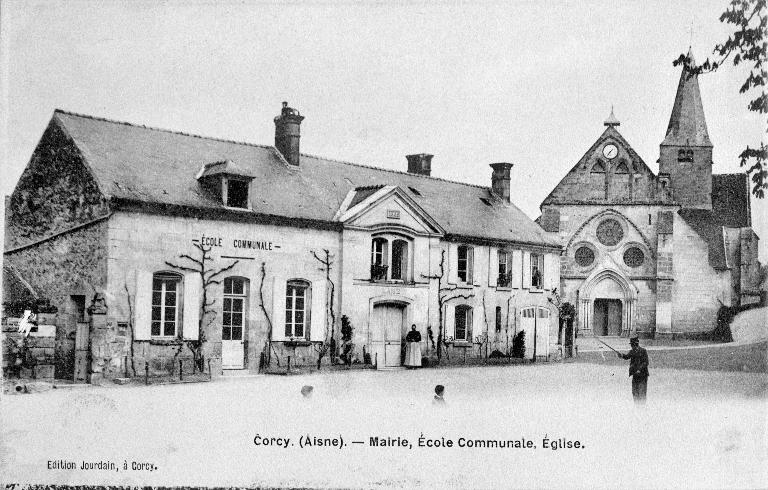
[617,335,649,404]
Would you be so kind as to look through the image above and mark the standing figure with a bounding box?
[617,336,649,404]
[404,324,422,368]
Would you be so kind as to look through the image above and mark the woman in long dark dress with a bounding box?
[405,324,422,368]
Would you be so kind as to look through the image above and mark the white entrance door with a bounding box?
[520,307,551,360]
[371,303,405,368]
[222,278,246,369]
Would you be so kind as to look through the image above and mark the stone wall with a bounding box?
[658,145,713,210]
[671,214,730,333]
[3,223,108,378]
[2,320,57,382]
[105,211,341,376]
[4,117,109,250]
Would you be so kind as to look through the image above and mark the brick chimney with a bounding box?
[490,162,514,203]
[274,101,304,166]
[406,154,433,176]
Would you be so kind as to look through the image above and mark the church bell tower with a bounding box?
[658,48,713,209]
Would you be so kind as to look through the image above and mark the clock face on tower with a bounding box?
[603,144,618,159]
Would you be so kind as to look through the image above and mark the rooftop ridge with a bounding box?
[299,151,490,190]
[54,109,277,151]
[54,109,492,191]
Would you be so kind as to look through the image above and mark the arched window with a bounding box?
[223,277,248,342]
[285,280,311,339]
[614,162,629,174]
[455,305,473,341]
[391,239,409,281]
[590,161,606,173]
[151,272,182,338]
[457,245,474,283]
[371,237,389,281]
[678,149,693,162]
[370,235,412,282]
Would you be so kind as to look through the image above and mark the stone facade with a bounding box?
[539,54,760,339]
[3,106,562,382]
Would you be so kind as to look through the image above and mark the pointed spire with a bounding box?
[663,48,711,146]
[604,106,620,127]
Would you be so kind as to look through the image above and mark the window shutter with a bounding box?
[522,251,531,288]
[272,274,286,340]
[413,238,430,283]
[444,303,455,341]
[466,307,474,342]
[309,280,325,342]
[511,251,522,288]
[468,247,475,284]
[447,243,458,285]
[134,270,153,340]
[488,248,498,287]
[543,253,555,290]
[472,247,482,286]
[182,271,201,340]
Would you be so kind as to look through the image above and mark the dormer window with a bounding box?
[225,178,249,209]
[196,159,254,209]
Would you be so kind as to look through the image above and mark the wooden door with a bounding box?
[607,300,622,336]
[222,278,247,369]
[372,304,404,368]
[593,300,608,336]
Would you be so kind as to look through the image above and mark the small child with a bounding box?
[433,384,446,406]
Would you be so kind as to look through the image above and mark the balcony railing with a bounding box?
[370,264,389,281]
[497,272,513,287]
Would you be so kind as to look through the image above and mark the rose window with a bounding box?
[596,219,624,246]
[623,247,645,268]
[575,246,595,267]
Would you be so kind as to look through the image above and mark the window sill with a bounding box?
[147,338,183,345]
[496,286,513,291]
[448,341,473,348]
[529,288,545,294]
[278,340,314,347]
[222,205,253,212]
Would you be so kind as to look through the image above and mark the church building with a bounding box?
[538,50,762,338]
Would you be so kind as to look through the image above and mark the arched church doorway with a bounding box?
[593,299,622,336]
[578,267,637,337]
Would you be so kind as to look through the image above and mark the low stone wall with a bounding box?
[2,319,57,382]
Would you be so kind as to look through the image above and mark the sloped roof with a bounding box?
[663,49,711,147]
[198,159,255,179]
[677,173,752,270]
[712,173,751,228]
[678,209,727,270]
[2,264,38,303]
[52,110,558,248]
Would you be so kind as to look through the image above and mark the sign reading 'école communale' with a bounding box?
[195,235,279,251]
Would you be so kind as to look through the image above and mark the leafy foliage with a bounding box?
[675,0,767,197]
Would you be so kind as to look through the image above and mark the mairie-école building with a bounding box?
[3,102,561,380]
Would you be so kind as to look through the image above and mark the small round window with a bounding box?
[596,218,624,246]
[623,247,645,268]
[575,246,595,267]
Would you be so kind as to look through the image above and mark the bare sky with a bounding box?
[1,0,765,257]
